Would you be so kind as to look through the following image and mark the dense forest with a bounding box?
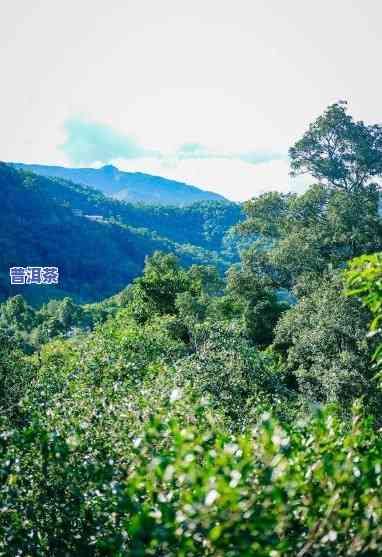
[0,163,243,305]
[3,102,382,555]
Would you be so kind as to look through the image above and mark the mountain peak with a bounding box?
[101,164,118,174]
[10,162,227,206]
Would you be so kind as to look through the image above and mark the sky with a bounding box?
[1,0,381,201]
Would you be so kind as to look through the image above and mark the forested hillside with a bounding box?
[0,163,242,305]
[12,163,226,205]
[3,102,382,555]
[7,168,242,250]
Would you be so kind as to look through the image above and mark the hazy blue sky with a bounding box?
[1,0,381,200]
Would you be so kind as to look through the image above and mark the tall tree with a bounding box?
[289,101,382,192]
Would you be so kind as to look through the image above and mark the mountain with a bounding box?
[0,163,242,305]
[13,169,242,251]
[11,163,227,205]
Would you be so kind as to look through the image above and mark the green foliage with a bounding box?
[0,294,109,353]
[0,251,380,554]
[273,272,380,416]
[177,321,295,427]
[238,184,382,288]
[226,266,288,347]
[2,395,382,555]
[289,101,382,192]
[345,253,382,373]
[345,253,382,331]
[123,253,224,327]
[0,163,242,305]
[108,405,382,557]
[0,332,35,423]
[129,252,191,317]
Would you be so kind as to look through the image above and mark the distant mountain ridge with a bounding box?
[11,162,226,205]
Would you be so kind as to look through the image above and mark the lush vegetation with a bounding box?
[16,169,243,251]
[2,102,382,555]
[0,163,243,305]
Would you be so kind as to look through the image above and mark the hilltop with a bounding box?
[11,162,227,205]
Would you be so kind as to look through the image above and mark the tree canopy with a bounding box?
[289,101,382,192]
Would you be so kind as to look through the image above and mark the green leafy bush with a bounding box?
[1,401,382,556]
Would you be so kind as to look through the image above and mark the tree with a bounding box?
[290,101,382,192]
[1,295,36,330]
[177,321,294,427]
[0,330,35,422]
[237,184,382,288]
[125,252,193,322]
[187,264,224,296]
[272,272,381,417]
[345,252,382,375]
[226,266,288,347]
